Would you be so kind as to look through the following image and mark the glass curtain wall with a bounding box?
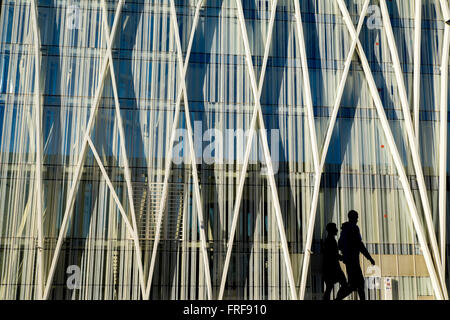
[0,0,448,300]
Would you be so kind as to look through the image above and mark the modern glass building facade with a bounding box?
[0,0,449,300]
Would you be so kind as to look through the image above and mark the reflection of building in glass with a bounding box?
[0,0,449,300]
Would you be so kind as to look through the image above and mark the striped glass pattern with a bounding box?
[0,0,449,300]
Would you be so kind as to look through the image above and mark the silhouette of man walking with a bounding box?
[322,223,348,300]
[338,210,375,300]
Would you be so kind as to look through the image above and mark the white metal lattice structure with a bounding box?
[3,0,449,300]
[29,0,44,300]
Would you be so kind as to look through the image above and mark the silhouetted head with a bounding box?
[348,210,359,224]
[326,223,338,236]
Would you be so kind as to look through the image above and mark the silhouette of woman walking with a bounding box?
[322,223,348,300]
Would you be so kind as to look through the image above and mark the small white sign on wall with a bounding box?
[384,277,393,300]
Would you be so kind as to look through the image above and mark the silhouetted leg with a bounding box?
[335,285,352,300]
[354,264,365,300]
[323,280,335,300]
[323,284,332,300]
[335,267,350,300]
[357,287,366,300]
[346,263,366,300]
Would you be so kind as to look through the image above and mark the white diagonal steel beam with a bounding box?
[337,0,444,300]
[99,0,146,298]
[413,0,422,144]
[234,0,298,300]
[145,0,213,299]
[218,0,279,300]
[438,14,450,278]
[293,1,320,174]
[441,0,450,23]
[145,3,204,297]
[168,0,212,299]
[379,0,447,296]
[42,0,125,300]
[144,0,205,299]
[87,137,137,237]
[298,0,370,300]
[30,0,44,300]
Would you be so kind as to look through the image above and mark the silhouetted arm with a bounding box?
[359,241,375,265]
[333,241,343,261]
[355,225,375,265]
